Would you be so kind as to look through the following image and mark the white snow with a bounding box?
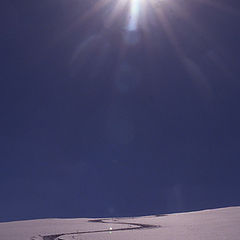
[0,206,240,240]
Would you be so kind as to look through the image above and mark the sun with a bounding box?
[128,0,141,31]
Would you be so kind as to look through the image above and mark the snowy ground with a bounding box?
[0,207,240,240]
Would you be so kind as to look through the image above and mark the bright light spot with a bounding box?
[128,0,141,31]
[109,227,113,230]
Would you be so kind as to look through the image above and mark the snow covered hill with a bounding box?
[0,207,240,240]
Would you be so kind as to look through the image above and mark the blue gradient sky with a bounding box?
[0,0,240,221]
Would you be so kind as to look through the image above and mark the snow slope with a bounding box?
[0,207,240,240]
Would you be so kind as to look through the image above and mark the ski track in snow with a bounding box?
[39,219,161,240]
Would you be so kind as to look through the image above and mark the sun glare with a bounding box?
[128,0,141,31]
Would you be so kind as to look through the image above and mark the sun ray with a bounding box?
[148,0,184,57]
[103,0,129,29]
[80,0,113,22]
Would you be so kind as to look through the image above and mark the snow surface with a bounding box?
[0,207,240,240]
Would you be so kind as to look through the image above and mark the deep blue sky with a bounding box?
[1,0,240,222]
